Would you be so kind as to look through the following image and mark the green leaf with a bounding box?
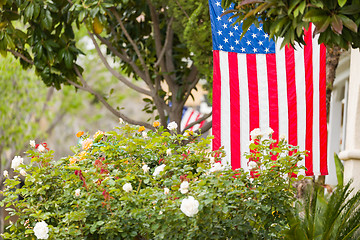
[331,14,343,34]
[42,10,53,30]
[338,15,358,32]
[313,17,332,34]
[334,153,344,186]
[64,50,73,69]
[303,9,329,22]
[338,0,347,7]
[24,2,34,20]
[339,4,360,14]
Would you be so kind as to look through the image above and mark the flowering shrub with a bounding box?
[1,124,306,239]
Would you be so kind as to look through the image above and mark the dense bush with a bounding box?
[1,122,306,239]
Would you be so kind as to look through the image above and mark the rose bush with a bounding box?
[1,123,306,239]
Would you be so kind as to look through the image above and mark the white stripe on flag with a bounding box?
[312,36,321,176]
[294,45,306,176]
[238,54,250,171]
[219,51,231,165]
[256,54,270,130]
[275,45,289,140]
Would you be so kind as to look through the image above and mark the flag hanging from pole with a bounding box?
[209,0,328,176]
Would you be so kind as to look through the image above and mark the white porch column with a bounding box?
[339,48,360,191]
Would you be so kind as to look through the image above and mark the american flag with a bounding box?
[209,0,328,176]
[181,106,205,132]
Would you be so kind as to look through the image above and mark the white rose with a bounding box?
[122,183,133,193]
[142,131,148,138]
[142,164,150,174]
[167,121,178,131]
[75,189,81,197]
[20,169,27,176]
[263,127,274,137]
[250,128,262,140]
[166,149,172,156]
[119,118,124,124]
[38,144,46,153]
[11,156,24,171]
[180,196,199,217]
[279,134,286,141]
[209,162,225,173]
[29,140,36,148]
[248,161,258,171]
[153,164,166,176]
[179,181,189,194]
[164,187,170,195]
[3,170,8,178]
[33,221,49,239]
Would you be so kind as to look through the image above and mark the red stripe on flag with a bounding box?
[247,54,260,134]
[285,46,298,146]
[266,53,279,141]
[304,25,314,176]
[319,43,328,175]
[229,52,241,169]
[212,50,221,151]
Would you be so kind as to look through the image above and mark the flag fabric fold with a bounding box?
[209,0,328,176]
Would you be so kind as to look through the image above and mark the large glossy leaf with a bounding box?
[338,14,358,32]
[331,14,343,34]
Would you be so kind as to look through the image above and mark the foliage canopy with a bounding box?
[0,0,213,131]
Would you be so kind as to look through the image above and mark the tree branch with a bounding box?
[180,65,200,107]
[88,32,152,96]
[7,49,34,65]
[182,112,212,133]
[195,120,212,135]
[94,33,147,81]
[147,0,173,85]
[175,0,190,19]
[109,7,152,87]
[154,17,174,68]
[69,67,153,129]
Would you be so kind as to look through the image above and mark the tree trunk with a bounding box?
[326,45,342,118]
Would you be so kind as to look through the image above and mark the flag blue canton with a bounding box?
[209,1,275,54]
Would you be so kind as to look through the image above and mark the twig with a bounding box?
[68,69,153,129]
[194,120,212,135]
[154,17,174,68]
[7,49,34,65]
[182,112,212,132]
[88,32,151,96]
[109,7,152,87]
[181,65,200,106]
[174,0,190,19]
[95,33,147,81]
